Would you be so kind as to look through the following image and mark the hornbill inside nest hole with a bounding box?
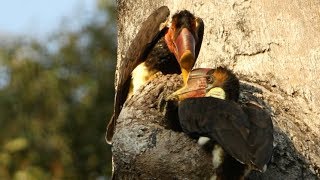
[167,67,274,179]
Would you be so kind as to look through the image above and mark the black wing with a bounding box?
[107,6,170,143]
[178,97,273,171]
[241,102,274,170]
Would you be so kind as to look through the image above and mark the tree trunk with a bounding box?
[113,0,320,179]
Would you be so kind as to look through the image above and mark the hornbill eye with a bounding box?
[206,76,214,84]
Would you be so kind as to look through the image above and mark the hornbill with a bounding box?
[167,67,274,179]
[106,6,204,144]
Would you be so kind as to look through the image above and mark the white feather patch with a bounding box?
[198,136,210,146]
[206,87,226,100]
[210,174,217,180]
[262,164,267,172]
[131,63,156,96]
[212,145,224,169]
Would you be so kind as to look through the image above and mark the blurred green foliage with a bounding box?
[0,0,115,179]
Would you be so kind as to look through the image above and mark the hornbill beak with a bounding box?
[174,28,196,85]
[166,68,214,101]
[165,13,204,85]
[167,67,239,102]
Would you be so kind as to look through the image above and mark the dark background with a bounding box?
[0,1,115,179]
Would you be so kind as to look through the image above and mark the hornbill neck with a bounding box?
[212,67,240,102]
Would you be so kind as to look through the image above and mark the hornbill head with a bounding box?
[167,67,240,101]
[165,10,204,85]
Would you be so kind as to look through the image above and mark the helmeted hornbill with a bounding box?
[167,67,274,179]
[106,6,204,144]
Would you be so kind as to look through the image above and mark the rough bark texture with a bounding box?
[114,0,320,179]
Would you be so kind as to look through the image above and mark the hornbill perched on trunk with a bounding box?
[106,6,204,144]
[167,67,274,179]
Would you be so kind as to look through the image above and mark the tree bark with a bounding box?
[113,0,320,179]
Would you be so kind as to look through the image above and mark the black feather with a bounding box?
[178,97,273,171]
